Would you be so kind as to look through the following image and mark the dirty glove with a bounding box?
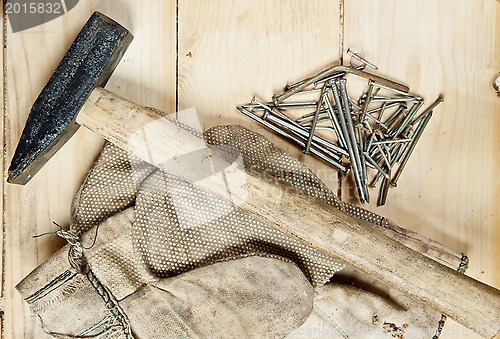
[17,208,314,338]
[18,123,467,338]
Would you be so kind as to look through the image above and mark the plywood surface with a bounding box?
[342,1,499,336]
[2,1,176,338]
[2,0,498,338]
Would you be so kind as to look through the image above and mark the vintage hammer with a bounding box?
[8,12,500,338]
[8,12,133,184]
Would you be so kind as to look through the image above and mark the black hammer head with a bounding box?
[8,12,133,184]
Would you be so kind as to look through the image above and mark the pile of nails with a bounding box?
[237,53,444,206]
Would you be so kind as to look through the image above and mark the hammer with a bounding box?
[9,12,500,338]
[8,12,133,184]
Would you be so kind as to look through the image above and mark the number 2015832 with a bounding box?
[6,2,62,14]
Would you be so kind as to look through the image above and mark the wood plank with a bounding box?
[178,0,342,190]
[343,1,499,338]
[3,0,497,338]
[3,1,176,338]
[179,0,498,338]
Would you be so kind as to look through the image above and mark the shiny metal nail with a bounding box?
[370,97,419,103]
[372,138,412,145]
[337,79,367,203]
[238,106,349,172]
[365,112,389,130]
[381,104,407,127]
[390,100,424,137]
[358,125,367,183]
[305,86,329,154]
[391,112,433,186]
[276,101,318,107]
[329,79,365,200]
[360,81,374,122]
[377,174,391,206]
[285,77,311,91]
[369,168,385,188]
[377,102,388,121]
[275,65,410,103]
[376,143,392,170]
[301,116,332,126]
[295,88,323,95]
[364,152,390,179]
[296,111,330,124]
[324,89,348,149]
[411,95,444,125]
[262,106,348,157]
[349,99,363,111]
[366,132,375,152]
[313,72,347,87]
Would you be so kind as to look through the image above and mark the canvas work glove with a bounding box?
[18,207,315,338]
[17,124,467,338]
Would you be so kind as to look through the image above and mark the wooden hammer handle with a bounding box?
[78,87,500,339]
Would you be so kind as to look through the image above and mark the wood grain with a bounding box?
[75,86,500,337]
[177,0,343,190]
[342,1,499,337]
[2,0,498,338]
[3,1,176,338]
[343,0,499,288]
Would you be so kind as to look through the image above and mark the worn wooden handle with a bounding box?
[78,87,500,339]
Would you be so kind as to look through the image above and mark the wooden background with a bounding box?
[2,0,498,338]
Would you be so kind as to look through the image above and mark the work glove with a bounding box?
[18,123,467,338]
[18,207,314,338]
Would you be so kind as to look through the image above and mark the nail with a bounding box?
[376,102,388,122]
[369,169,385,188]
[372,138,412,145]
[358,125,368,187]
[349,99,363,111]
[284,77,312,91]
[365,112,389,130]
[370,97,419,103]
[391,112,433,186]
[263,107,348,157]
[366,132,376,152]
[296,110,330,124]
[239,106,350,172]
[276,101,318,107]
[390,142,406,165]
[313,72,347,87]
[275,64,410,103]
[251,97,275,114]
[301,116,333,126]
[376,143,392,170]
[360,80,374,122]
[347,48,379,70]
[324,89,349,149]
[330,79,365,201]
[337,79,367,202]
[381,104,407,128]
[294,88,323,95]
[411,95,444,125]
[377,173,391,206]
[390,100,424,137]
[305,86,329,154]
[364,152,390,179]
[309,126,337,131]
[274,65,346,103]
[372,81,416,98]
